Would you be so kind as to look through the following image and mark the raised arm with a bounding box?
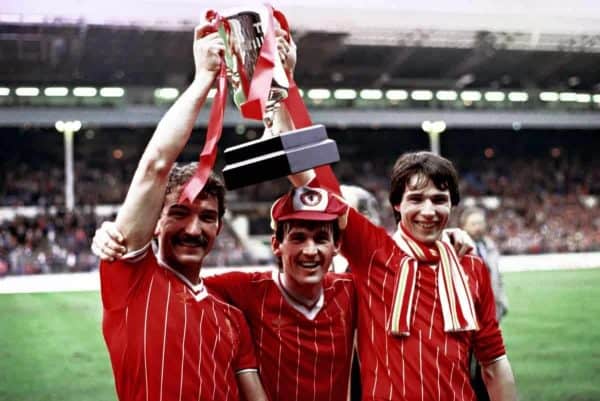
[267,27,297,136]
[115,26,224,253]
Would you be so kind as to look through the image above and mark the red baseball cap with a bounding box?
[271,186,348,224]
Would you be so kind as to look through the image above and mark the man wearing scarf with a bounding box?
[294,151,517,401]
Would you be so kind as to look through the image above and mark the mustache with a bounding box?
[173,234,209,248]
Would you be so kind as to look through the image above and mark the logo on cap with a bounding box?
[293,187,328,211]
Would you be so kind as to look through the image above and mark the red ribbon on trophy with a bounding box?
[179,12,229,204]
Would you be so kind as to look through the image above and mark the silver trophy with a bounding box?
[215,6,339,189]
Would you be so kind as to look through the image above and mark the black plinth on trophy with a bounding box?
[222,124,339,190]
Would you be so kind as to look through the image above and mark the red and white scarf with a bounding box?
[389,225,479,336]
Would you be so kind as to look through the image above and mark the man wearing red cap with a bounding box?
[203,185,356,401]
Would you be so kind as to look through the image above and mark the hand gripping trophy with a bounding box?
[181,4,339,198]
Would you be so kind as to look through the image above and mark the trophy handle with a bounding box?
[260,9,292,137]
[262,88,288,136]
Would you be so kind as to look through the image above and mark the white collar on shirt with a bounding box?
[271,270,324,320]
[122,242,209,302]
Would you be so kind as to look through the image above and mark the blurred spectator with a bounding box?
[460,207,508,320]
[460,206,510,401]
[0,211,100,274]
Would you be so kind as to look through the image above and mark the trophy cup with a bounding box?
[214,6,340,190]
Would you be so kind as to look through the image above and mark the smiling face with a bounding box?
[394,174,452,244]
[156,188,222,277]
[272,220,339,290]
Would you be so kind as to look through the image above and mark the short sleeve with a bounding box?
[232,309,258,373]
[99,245,153,311]
[468,256,507,364]
[204,271,257,309]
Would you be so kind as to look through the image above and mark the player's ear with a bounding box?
[154,219,161,237]
[271,234,282,257]
[333,237,341,255]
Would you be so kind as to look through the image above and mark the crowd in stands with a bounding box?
[1,161,135,206]
[0,210,99,276]
[0,209,258,277]
[454,195,600,254]
[5,151,598,206]
[2,129,599,275]
[458,157,600,197]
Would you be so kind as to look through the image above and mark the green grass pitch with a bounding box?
[501,268,600,401]
[0,291,115,401]
[0,268,599,401]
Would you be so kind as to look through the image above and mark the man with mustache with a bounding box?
[95,23,268,401]
[93,22,359,401]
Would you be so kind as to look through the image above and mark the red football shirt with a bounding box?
[341,208,506,401]
[100,248,258,401]
[204,270,356,401]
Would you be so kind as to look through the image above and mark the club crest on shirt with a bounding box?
[272,316,292,329]
[222,316,235,342]
[176,289,194,303]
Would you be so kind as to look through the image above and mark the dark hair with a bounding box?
[165,162,226,220]
[389,151,460,223]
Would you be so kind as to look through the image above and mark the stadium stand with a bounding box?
[1,126,599,275]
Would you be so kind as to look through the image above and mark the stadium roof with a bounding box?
[2,0,600,98]
[5,0,600,33]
